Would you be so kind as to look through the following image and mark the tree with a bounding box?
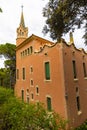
[43,0,87,44]
[0,87,68,130]
[0,8,2,12]
[0,68,11,88]
[0,43,16,88]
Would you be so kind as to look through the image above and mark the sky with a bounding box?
[0,0,87,68]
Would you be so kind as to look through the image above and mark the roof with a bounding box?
[16,34,54,50]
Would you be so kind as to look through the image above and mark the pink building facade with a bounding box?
[15,9,87,129]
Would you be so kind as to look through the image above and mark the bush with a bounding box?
[75,120,87,130]
[0,87,67,130]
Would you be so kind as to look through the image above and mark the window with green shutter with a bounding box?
[21,90,24,101]
[47,97,52,111]
[45,62,50,80]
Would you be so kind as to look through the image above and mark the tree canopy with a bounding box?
[0,8,2,12]
[0,87,67,130]
[0,43,16,88]
[43,0,87,44]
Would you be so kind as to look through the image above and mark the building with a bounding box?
[15,8,87,129]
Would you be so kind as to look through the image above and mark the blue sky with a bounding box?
[0,0,86,68]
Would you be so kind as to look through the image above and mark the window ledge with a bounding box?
[78,111,82,115]
[44,79,52,82]
[36,93,39,96]
[30,99,34,101]
[74,78,78,81]
[84,77,87,80]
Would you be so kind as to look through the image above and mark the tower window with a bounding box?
[45,62,50,80]
[22,32,24,35]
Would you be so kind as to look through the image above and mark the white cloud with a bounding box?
[0,0,86,47]
[0,0,87,68]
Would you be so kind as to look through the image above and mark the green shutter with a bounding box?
[45,62,50,80]
[47,97,52,111]
[21,90,24,101]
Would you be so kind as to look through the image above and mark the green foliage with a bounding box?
[43,0,87,44]
[0,87,13,105]
[75,120,87,130]
[0,43,16,88]
[0,68,11,88]
[0,87,68,130]
[0,43,16,60]
[0,8,2,12]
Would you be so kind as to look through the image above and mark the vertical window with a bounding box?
[72,60,77,79]
[30,46,33,54]
[21,52,22,57]
[27,48,30,55]
[47,97,52,111]
[27,97,29,103]
[76,87,81,112]
[22,68,25,80]
[30,79,33,86]
[76,96,80,111]
[22,32,24,36]
[25,49,27,55]
[16,69,19,79]
[23,51,24,56]
[83,62,87,77]
[31,93,34,100]
[45,62,50,80]
[30,66,33,73]
[21,90,24,101]
[36,86,39,95]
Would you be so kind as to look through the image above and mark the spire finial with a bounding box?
[21,5,23,12]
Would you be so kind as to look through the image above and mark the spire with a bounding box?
[16,5,28,46]
[20,5,25,28]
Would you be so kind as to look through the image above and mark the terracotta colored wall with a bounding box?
[15,39,87,129]
[15,40,67,119]
[62,43,87,128]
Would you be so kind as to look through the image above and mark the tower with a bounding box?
[16,6,28,46]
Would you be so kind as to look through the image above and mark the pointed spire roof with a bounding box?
[20,5,25,28]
